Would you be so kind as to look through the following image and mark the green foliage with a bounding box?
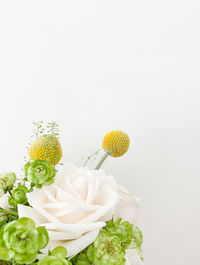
[8,185,28,207]
[0,216,8,227]
[46,121,60,137]
[83,149,101,167]
[87,230,126,265]
[0,217,49,264]
[24,159,55,187]
[32,121,45,139]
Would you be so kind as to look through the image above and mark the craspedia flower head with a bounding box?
[102,130,130,157]
[29,134,62,166]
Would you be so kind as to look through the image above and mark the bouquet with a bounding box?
[0,122,143,265]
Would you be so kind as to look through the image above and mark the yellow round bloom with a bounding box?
[102,130,130,157]
[29,135,62,165]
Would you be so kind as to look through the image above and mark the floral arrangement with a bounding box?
[0,122,143,265]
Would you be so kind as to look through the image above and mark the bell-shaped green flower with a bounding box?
[87,230,126,265]
[24,159,55,187]
[8,185,28,207]
[0,172,16,196]
[0,217,49,264]
[38,246,71,265]
[105,218,134,248]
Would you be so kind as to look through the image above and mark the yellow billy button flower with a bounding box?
[29,134,62,166]
[102,130,130,157]
[95,130,130,170]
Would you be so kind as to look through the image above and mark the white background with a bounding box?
[0,1,200,264]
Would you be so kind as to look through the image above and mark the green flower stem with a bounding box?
[0,208,18,217]
[95,151,109,170]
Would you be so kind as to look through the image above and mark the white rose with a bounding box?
[114,185,140,225]
[18,164,118,257]
[125,249,144,265]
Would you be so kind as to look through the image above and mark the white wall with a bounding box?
[0,1,200,264]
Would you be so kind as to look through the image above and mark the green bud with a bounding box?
[51,246,67,259]
[38,247,70,265]
[87,230,126,265]
[8,185,28,207]
[0,217,49,264]
[0,172,16,195]
[24,159,55,187]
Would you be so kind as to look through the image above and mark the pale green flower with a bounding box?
[87,230,126,265]
[8,185,28,207]
[24,159,55,187]
[105,218,134,249]
[0,172,16,196]
[0,217,49,264]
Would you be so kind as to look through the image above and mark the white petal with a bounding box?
[42,222,105,240]
[46,222,104,240]
[18,204,47,226]
[0,193,9,212]
[48,229,100,257]
[125,249,143,265]
[114,185,140,225]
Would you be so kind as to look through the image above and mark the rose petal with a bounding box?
[125,249,143,265]
[0,193,9,212]
[18,204,47,226]
[114,185,140,225]
[48,229,100,257]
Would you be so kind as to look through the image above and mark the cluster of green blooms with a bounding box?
[8,185,28,207]
[105,218,143,261]
[0,217,49,264]
[70,218,143,265]
[24,159,55,188]
[0,173,16,197]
